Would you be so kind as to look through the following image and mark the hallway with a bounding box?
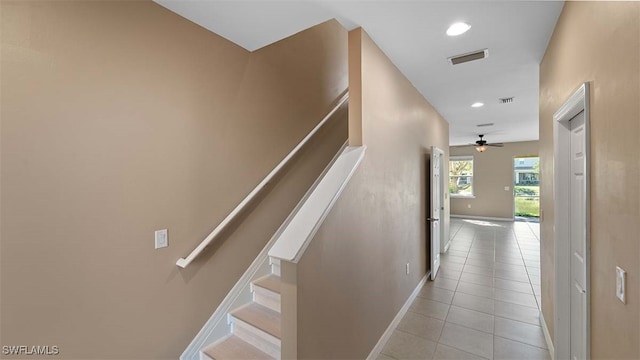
[379,218,549,360]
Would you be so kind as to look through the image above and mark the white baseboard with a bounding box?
[540,311,555,360]
[451,214,514,222]
[366,275,428,360]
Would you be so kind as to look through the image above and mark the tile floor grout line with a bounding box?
[512,222,542,310]
[494,313,545,327]
[493,334,550,351]
[435,339,492,360]
[439,320,494,358]
[404,308,449,323]
[404,219,550,360]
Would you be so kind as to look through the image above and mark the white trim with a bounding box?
[540,311,555,360]
[180,142,349,360]
[366,275,428,360]
[450,155,473,161]
[449,156,475,198]
[177,91,349,268]
[450,214,514,222]
[269,146,366,263]
[450,195,476,199]
[553,82,590,360]
[431,146,446,279]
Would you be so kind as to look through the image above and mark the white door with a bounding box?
[569,110,587,360]
[430,147,444,280]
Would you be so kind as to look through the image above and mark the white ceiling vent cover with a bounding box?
[448,49,489,65]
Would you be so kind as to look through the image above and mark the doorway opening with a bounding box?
[513,156,540,222]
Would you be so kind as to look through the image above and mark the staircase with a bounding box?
[201,259,282,360]
[182,144,365,360]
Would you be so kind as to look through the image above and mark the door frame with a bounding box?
[430,146,445,280]
[553,82,591,359]
[512,156,540,220]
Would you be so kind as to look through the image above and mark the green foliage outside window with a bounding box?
[449,157,473,196]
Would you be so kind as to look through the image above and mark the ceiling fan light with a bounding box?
[476,145,487,152]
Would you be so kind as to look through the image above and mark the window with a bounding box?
[449,156,473,197]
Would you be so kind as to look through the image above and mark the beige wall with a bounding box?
[295,29,450,359]
[1,1,349,358]
[450,141,539,219]
[539,1,639,358]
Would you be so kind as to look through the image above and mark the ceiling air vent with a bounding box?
[477,123,494,127]
[448,49,489,65]
[499,97,514,104]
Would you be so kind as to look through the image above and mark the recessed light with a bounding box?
[446,22,471,36]
[471,102,484,108]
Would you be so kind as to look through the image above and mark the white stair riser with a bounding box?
[231,317,280,359]
[269,258,281,277]
[252,286,281,313]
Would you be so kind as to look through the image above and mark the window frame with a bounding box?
[449,155,475,198]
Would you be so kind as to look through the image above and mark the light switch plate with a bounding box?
[155,229,168,249]
[616,266,626,304]
[504,186,510,191]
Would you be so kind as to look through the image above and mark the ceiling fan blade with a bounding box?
[486,143,504,147]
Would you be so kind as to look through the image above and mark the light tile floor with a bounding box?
[379,218,550,360]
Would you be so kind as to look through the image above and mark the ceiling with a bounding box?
[154,0,564,146]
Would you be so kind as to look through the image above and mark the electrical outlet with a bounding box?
[616,266,626,304]
[155,229,168,249]
[467,204,471,209]
[504,186,510,191]
[406,263,410,275]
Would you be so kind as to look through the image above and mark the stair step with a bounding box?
[230,303,281,358]
[202,335,275,360]
[252,275,281,313]
[253,274,281,294]
[230,303,281,339]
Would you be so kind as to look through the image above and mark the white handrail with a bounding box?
[177,91,349,268]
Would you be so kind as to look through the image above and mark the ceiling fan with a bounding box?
[472,134,504,152]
